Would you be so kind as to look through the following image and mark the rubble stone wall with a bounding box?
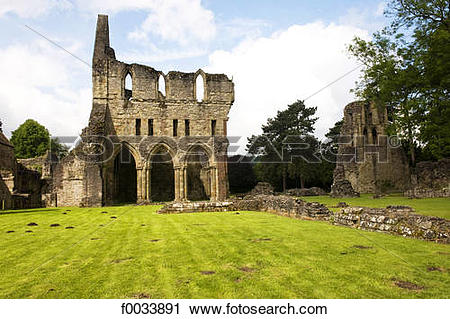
[405,158,450,198]
[333,206,449,243]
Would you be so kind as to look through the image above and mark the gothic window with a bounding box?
[158,74,166,97]
[125,72,132,100]
[195,73,205,102]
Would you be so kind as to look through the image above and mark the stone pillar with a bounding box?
[174,167,180,201]
[136,168,142,200]
[210,166,217,201]
[182,166,187,201]
[146,168,151,201]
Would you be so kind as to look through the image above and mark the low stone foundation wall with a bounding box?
[158,195,449,243]
[158,201,234,214]
[285,187,327,196]
[333,206,449,243]
[405,188,450,198]
[232,195,331,220]
[159,195,331,221]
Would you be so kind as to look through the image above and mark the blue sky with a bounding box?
[0,0,389,153]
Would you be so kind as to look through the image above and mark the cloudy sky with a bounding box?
[0,0,388,153]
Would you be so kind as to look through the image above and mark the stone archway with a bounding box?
[185,145,211,201]
[148,145,175,202]
[113,146,137,203]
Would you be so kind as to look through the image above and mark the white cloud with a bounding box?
[0,0,72,18]
[218,18,270,42]
[0,40,91,139]
[77,0,216,45]
[338,3,387,32]
[206,22,370,154]
[375,2,386,17]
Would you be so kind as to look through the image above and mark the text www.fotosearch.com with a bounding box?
[121,302,327,316]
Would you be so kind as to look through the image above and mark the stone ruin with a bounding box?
[1,16,449,212]
[285,187,327,197]
[159,193,449,243]
[247,182,275,196]
[331,101,411,196]
[51,15,234,207]
[405,158,450,198]
[0,124,46,209]
[333,206,449,243]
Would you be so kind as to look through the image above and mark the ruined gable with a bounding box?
[54,15,234,207]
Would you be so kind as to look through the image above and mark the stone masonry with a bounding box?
[0,122,43,209]
[54,15,234,206]
[405,158,450,198]
[331,101,410,195]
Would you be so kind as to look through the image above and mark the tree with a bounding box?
[348,0,450,163]
[228,155,257,194]
[10,119,68,159]
[247,100,318,191]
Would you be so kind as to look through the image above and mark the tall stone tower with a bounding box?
[54,15,234,206]
[331,101,410,196]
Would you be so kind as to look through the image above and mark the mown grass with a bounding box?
[300,194,450,219]
[0,205,449,299]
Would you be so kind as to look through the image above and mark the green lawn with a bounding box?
[0,205,449,298]
[300,194,450,219]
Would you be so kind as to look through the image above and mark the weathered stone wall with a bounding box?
[0,129,44,209]
[0,130,15,209]
[53,153,103,207]
[158,201,234,214]
[55,15,234,206]
[405,158,450,198]
[333,206,449,243]
[285,187,327,196]
[248,182,274,195]
[159,195,331,221]
[232,195,331,220]
[332,101,410,195]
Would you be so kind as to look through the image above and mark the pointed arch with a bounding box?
[147,143,175,202]
[157,73,166,97]
[124,71,132,100]
[184,143,213,201]
[194,70,206,102]
[116,141,141,167]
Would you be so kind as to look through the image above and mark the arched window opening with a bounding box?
[158,74,166,97]
[125,73,132,100]
[195,73,205,102]
[372,128,378,144]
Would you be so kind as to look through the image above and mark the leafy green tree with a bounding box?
[348,0,450,163]
[247,100,318,191]
[10,119,68,159]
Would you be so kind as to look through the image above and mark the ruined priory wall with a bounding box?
[100,61,233,138]
[334,101,410,193]
[53,153,103,207]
